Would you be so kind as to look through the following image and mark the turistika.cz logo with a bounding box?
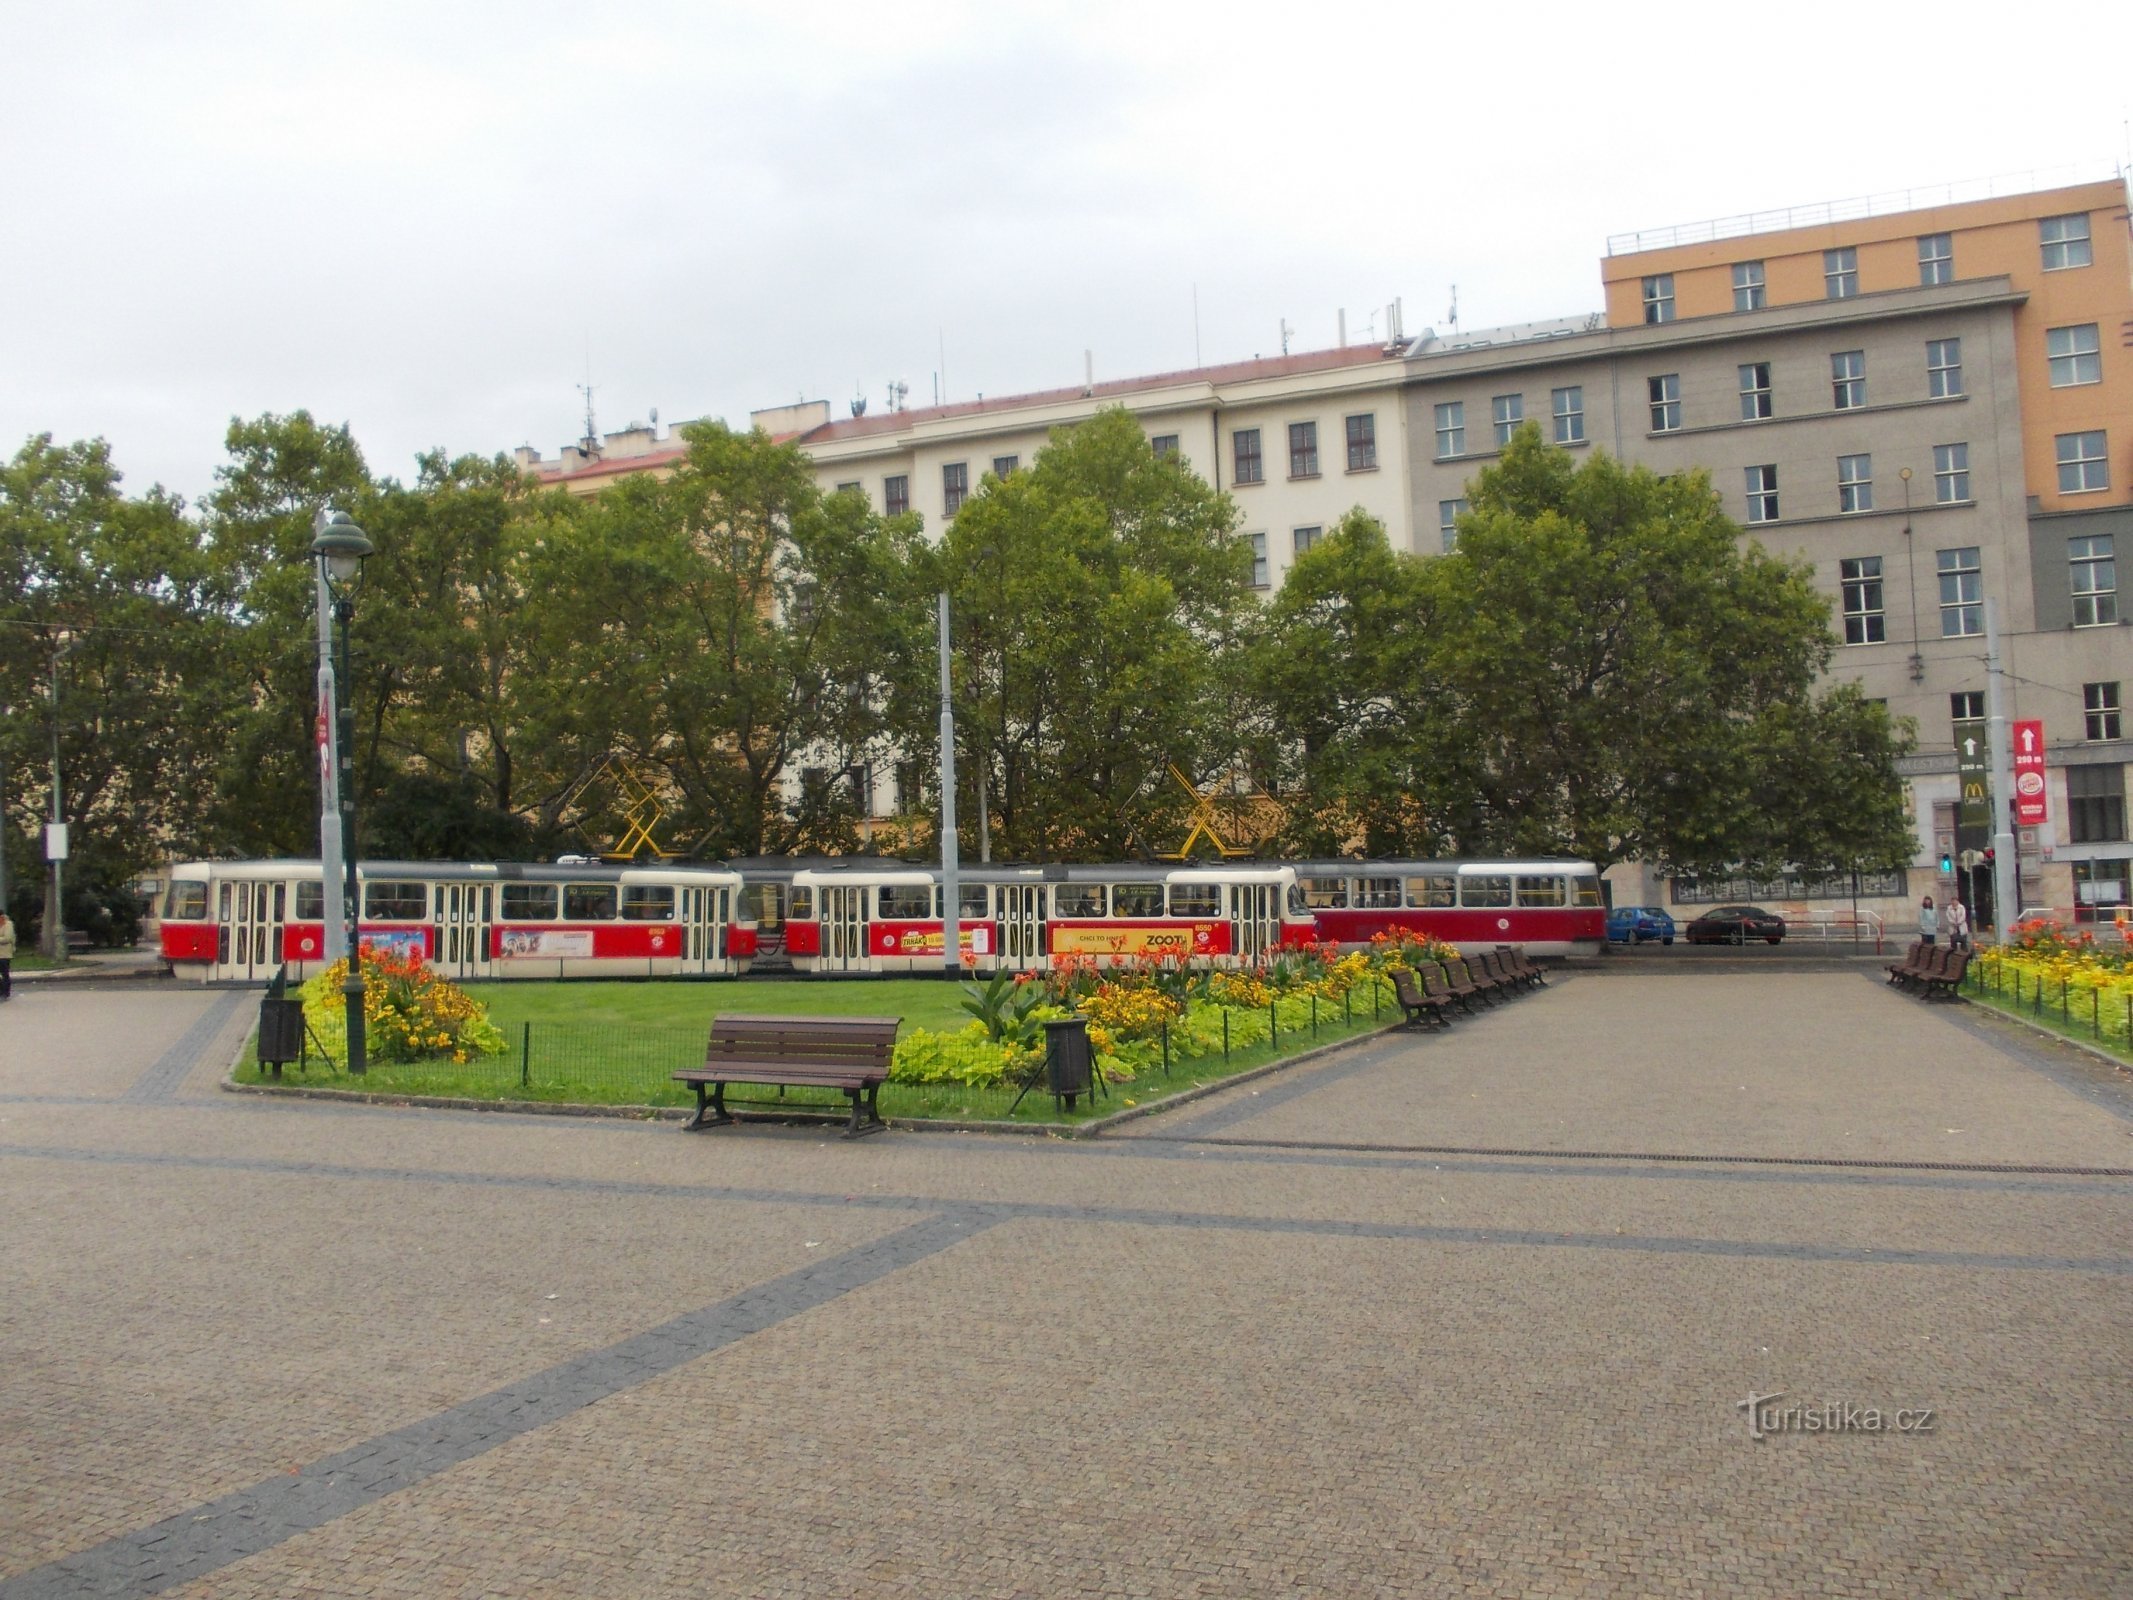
[1736,1391,1937,1440]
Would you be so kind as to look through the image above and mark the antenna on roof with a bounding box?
[576,381,599,455]
[1279,318,1293,356]
[888,380,908,413]
[850,393,868,418]
[649,407,659,430]
[1444,287,1457,334]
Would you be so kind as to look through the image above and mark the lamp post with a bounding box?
[44,634,77,959]
[311,509,373,1073]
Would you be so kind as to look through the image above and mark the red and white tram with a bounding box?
[1292,859,1605,957]
[784,861,1317,975]
[159,859,756,984]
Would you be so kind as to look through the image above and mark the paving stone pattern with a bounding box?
[1,974,2127,1597]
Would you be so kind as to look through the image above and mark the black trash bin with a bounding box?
[1043,1017,1093,1111]
[257,965,305,1078]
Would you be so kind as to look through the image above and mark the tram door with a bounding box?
[999,884,1048,971]
[679,886,726,972]
[433,884,493,982]
[818,884,867,972]
[1231,883,1277,966]
[215,878,284,982]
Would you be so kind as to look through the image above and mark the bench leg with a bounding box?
[683,1081,711,1131]
[704,1080,736,1128]
[841,1082,887,1139]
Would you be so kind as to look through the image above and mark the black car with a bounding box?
[1685,905,1786,945]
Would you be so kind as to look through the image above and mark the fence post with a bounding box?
[2094,986,2101,1040]
[1311,994,1318,1037]
[2062,978,2069,1024]
[1270,1001,1278,1051]
[1343,989,1351,1027]
[521,1021,531,1089]
[1161,1019,1170,1077]
[1223,1009,1230,1063]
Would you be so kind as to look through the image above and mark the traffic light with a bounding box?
[1983,848,1995,866]
[1939,849,1954,874]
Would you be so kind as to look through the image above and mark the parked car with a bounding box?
[1685,905,1787,945]
[1607,906,1676,945]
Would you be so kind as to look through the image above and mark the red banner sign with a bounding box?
[2012,718,2048,827]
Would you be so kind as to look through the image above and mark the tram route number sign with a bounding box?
[2012,719,2048,827]
[1954,719,1990,832]
[1051,923,1219,958]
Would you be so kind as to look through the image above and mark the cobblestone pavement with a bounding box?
[2,973,2127,1598]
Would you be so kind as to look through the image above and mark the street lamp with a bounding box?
[44,633,77,960]
[311,508,374,1073]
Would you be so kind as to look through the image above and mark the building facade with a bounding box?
[519,177,2132,928]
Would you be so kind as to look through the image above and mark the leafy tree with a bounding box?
[1417,425,1912,875]
[1239,508,1452,855]
[0,434,224,944]
[531,422,931,858]
[935,407,1251,859]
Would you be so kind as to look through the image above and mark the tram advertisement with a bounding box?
[1051,922,1223,958]
[499,929,594,960]
[871,922,995,957]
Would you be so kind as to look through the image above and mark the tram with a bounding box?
[159,859,756,984]
[1291,859,1606,957]
[783,860,1317,975]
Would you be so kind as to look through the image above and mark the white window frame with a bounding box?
[1438,498,1467,553]
[1642,274,1675,324]
[1434,402,1465,459]
[1838,454,1874,514]
[1933,442,1970,504]
[1292,525,1321,559]
[1839,556,1886,645]
[1926,338,1963,398]
[1832,350,1866,410]
[1824,247,1859,299]
[2040,213,2093,271]
[2085,682,2123,742]
[1344,413,1376,472]
[1492,393,1524,447]
[2057,431,2110,494]
[2071,534,2118,627]
[1550,386,1585,444]
[1738,362,1773,420]
[2047,323,2102,387]
[1648,373,1681,432]
[1918,233,1953,285]
[943,461,969,516]
[1938,546,1983,637]
[1248,531,1268,588]
[1732,261,1766,311]
[1745,464,1779,524]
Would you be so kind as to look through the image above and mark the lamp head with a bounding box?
[310,509,374,588]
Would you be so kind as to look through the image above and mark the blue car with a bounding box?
[1607,905,1676,945]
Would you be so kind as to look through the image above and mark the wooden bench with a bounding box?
[1495,946,1545,988]
[1885,939,1929,987]
[675,1014,901,1138]
[1390,967,1452,1028]
[1920,948,1970,1001]
[1448,956,1504,1005]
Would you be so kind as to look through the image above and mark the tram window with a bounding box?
[501,883,558,920]
[164,881,208,920]
[294,882,323,920]
[789,886,815,920]
[1356,876,1403,909]
[1287,883,1310,917]
[1299,876,1348,909]
[1167,883,1221,918]
[1111,884,1164,918]
[621,885,676,921]
[217,883,231,919]
[1460,875,1513,908]
[563,883,617,920]
[1572,877,1603,908]
[364,881,427,920]
[877,884,935,920]
[1515,874,1566,907]
[1405,875,1457,908]
[1054,885,1107,918]
[958,884,990,919]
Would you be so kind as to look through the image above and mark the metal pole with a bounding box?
[336,599,366,1074]
[1984,598,2018,939]
[937,592,961,979]
[44,638,73,960]
[0,706,10,926]
[314,552,347,964]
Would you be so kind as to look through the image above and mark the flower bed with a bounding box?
[302,944,508,1066]
[1967,923,2133,1058]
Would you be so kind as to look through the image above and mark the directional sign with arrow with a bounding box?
[1955,719,1990,832]
[2012,718,2048,827]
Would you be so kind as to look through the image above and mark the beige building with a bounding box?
[517,176,2132,930]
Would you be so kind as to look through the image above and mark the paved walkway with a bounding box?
[1,973,2127,1598]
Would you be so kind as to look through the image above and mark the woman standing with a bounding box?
[1918,895,1939,947]
[0,910,15,1001]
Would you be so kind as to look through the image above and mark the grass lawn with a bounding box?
[232,975,1406,1127]
[1962,979,2133,1065]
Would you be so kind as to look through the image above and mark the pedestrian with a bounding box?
[0,909,14,1001]
[1945,896,1970,951]
[1918,895,1938,947]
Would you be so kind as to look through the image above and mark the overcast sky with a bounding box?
[4,0,2125,507]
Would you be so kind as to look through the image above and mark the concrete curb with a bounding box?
[216,1016,1410,1137]
[1960,992,2133,1080]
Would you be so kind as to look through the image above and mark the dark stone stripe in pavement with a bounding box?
[0,1212,986,1600]
[120,992,246,1105]
[3,1143,2125,1279]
